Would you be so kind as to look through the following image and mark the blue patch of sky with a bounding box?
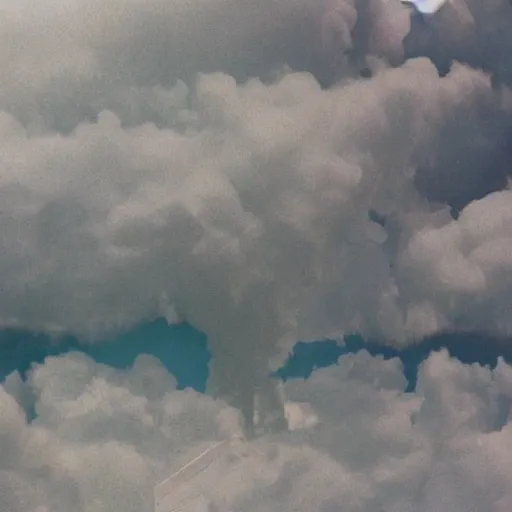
[1,319,511,394]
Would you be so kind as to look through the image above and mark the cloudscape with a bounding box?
[1,0,512,510]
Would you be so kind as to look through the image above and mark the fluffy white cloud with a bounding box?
[2,350,512,511]
[400,189,512,335]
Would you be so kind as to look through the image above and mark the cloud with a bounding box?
[2,349,512,511]
[399,189,512,335]
[0,55,508,420]
[1,0,512,430]
[0,0,412,132]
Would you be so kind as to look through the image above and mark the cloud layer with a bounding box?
[3,349,512,511]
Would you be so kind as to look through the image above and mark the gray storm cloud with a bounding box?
[1,0,512,433]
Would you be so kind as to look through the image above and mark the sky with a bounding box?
[1,0,512,510]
